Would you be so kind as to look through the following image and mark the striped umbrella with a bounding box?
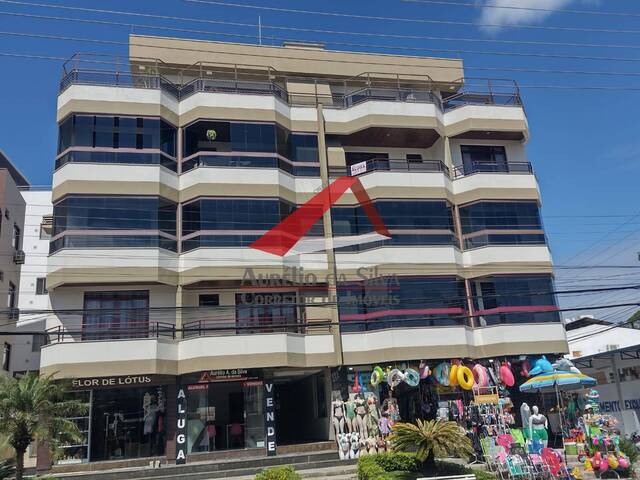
[519,371,597,393]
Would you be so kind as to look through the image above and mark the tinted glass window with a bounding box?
[53,196,176,235]
[472,275,556,310]
[183,121,232,156]
[460,201,542,234]
[57,115,176,156]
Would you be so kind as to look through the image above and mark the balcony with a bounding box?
[453,161,533,178]
[58,56,523,113]
[331,158,450,177]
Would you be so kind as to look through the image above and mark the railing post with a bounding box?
[488,79,494,104]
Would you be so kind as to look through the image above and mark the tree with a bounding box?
[389,419,473,468]
[0,373,87,480]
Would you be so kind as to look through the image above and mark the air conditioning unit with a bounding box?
[8,308,19,321]
[13,250,25,264]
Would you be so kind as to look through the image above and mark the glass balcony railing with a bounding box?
[453,161,533,178]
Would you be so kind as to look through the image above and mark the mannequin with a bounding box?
[529,405,549,447]
[344,397,356,433]
[520,402,531,430]
[354,394,368,439]
[366,395,380,437]
[332,394,346,439]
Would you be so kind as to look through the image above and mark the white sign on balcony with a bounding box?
[350,161,368,176]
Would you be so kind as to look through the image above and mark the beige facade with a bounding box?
[44,37,566,380]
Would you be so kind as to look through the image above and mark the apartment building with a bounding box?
[40,35,568,468]
[0,149,29,377]
[12,189,52,376]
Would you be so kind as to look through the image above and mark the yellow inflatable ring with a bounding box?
[457,365,475,390]
[449,363,459,386]
[371,366,384,386]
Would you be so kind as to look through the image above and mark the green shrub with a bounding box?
[472,468,497,480]
[619,438,639,467]
[358,453,420,480]
[255,465,301,480]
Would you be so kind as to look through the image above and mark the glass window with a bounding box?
[83,291,149,340]
[57,115,177,157]
[460,145,507,174]
[231,123,276,153]
[236,292,299,333]
[13,224,21,250]
[338,276,467,331]
[31,334,45,352]
[199,294,220,307]
[36,277,47,295]
[53,196,176,235]
[183,121,232,157]
[90,386,166,461]
[2,343,10,371]
[7,282,16,309]
[460,202,541,233]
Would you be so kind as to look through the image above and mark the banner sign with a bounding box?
[264,382,277,456]
[350,161,368,176]
[176,386,187,464]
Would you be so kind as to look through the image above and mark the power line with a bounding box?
[185,0,640,35]
[402,0,640,19]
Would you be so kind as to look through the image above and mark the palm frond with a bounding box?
[389,419,473,464]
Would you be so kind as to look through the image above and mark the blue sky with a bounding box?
[2,0,640,320]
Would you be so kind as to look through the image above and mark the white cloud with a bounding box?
[478,0,583,34]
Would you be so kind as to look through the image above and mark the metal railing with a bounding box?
[58,54,522,111]
[45,321,176,344]
[453,161,533,178]
[336,158,450,177]
[182,318,333,338]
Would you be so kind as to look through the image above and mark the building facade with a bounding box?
[0,149,29,378]
[12,189,52,376]
[40,36,568,468]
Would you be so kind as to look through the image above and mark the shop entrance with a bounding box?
[275,370,329,445]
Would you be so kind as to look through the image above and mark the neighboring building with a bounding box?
[40,36,567,468]
[565,315,640,435]
[13,189,52,376]
[0,149,29,377]
[565,315,640,359]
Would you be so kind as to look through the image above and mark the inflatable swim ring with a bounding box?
[387,368,404,388]
[449,360,460,386]
[500,362,515,387]
[405,368,420,387]
[434,362,450,386]
[371,366,384,386]
[419,361,430,379]
[472,364,489,388]
[457,365,474,390]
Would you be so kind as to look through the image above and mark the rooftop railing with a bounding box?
[59,55,522,112]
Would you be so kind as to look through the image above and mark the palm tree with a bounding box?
[0,373,88,480]
[389,419,473,468]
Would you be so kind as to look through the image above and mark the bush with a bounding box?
[255,465,301,480]
[358,453,420,480]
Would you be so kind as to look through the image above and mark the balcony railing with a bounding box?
[331,158,450,177]
[453,161,533,178]
[59,54,522,111]
[45,321,176,343]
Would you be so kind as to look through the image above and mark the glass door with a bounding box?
[243,381,265,448]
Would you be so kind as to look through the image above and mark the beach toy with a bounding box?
[458,365,475,390]
[434,362,450,386]
[500,361,515,387]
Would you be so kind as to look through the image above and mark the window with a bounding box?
[12,224,21,250]
[199,294,220,307]
[0,271,3,282]
[83,291,149,340]
[31,334,45,352]
[4,209,9,220]
[56,115,177,170]
[235,292,298,332]
[181,198,322,251]
[51,196,177,253]
[7,282,16,309]
[460,145,507,174]
[471,275,559,325]
[39,215,53,240]
[36,278,47,295]
[459,201,545,249]
[2,343,10,371]
[338,276,467,331]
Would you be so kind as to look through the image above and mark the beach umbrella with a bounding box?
[520,371,597,460]
[519,371,597,393]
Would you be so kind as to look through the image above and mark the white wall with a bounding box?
[14,190,52,374]
[566,325,640,358]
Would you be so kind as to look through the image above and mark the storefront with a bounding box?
[59,375,174,465]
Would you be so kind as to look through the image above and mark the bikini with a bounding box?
[345,401,356,420]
